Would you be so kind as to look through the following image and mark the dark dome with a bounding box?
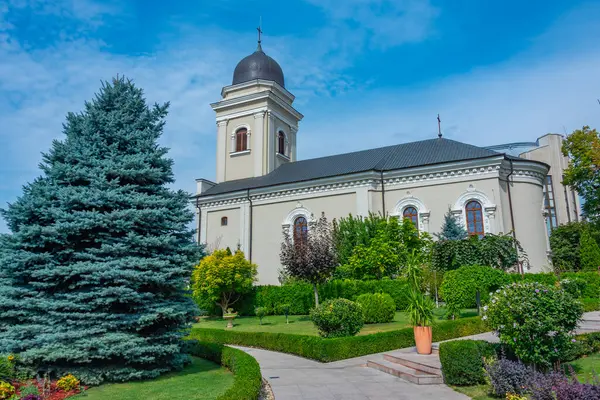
[232,44,285,87]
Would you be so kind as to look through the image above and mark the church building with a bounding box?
[193,39,561,285]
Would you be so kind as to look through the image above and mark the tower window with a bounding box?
[293,216,308,245]
[402,206,419,229]
[235,128,248,152]
[465,200,484,237]
[278,131,286,155]
[221,216,228,226]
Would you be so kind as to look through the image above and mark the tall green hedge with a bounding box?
[185,340,262,400]
[197,279,411,316]
[189,317,487,362]
[440,266,509,309]
[440,268,599,309]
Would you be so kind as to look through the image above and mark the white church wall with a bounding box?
[510,180,550,272]
[205,206,242,253]
[225,114,256,181]
[252,192,357,285]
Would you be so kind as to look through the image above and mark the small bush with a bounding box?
[0,355,15,382]
[56,374,80,391]
[0,381,15,400]
[356,293,395,324]
[560,277,587,298]
[254,307,267,325]
[310,299,364,338]
[484,358,530,397]
[439,340,496,385]
[441,265,509,309]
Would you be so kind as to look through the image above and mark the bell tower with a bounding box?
[211,35,303,183]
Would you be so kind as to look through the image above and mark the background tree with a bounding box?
[579,228,600,272]
[332,213,431,279]
[562,125,600,221]
[280,213,337,306]
[549,221,600,271]
[191,249,257,314]
[0,77,199,384]
[435,208,468,241]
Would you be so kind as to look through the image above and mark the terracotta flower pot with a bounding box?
[414,326,432,355]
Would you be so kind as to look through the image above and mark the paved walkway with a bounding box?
[239,311,600,400]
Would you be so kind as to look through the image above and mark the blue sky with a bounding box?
[1,0,600,233]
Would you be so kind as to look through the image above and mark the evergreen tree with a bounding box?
[0,77,199,384]
[435,208,468,241]
[580,229,600,272]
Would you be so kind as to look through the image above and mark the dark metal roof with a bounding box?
[232,45,285,87]
[200,138,508,197]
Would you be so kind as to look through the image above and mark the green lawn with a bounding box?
[451,385,495,400]
[565,352,600,382]
[76,357,233,400]
[194,308,478,336]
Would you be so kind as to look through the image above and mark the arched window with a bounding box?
[465,200,484,237]
[293,216,308,245]
[402,206,419,229]
[235,128,248,152]
[221,216,228,226]
[278,131,286,155]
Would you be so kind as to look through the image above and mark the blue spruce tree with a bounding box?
[0,77,199,384]
[435,207,468,241]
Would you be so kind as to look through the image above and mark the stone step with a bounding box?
[367,359,444,385]
[383,353,442,376]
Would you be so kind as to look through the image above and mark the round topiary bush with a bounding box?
[483,282,583,368]
[356,293,396,324]
[310,298,364,338]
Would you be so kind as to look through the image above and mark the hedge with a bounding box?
[562,272,600,298]
[439,340,496,385]
[583,298,600,312]
[441,266,509,309]
[186,340,262,400]
[231,278,410,316]
[189,317,487,362]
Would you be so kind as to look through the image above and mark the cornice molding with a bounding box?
[212,90,303,121]
[195,156,549,209]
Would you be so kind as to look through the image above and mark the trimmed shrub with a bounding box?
[356,293,395,324]
[186,340,262,400]
[255,307,267,325]
[310,299,364,338]
[439,340,496,385]
[189,317,487,362]
[484,358,530,397]
[441,265,509,309]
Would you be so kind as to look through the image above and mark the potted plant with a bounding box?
[223,308,237,329]
[406,288,435,354]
